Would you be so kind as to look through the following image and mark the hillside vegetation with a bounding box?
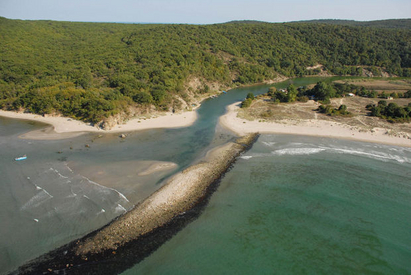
[1,17,410,126]
[295,19,411,29]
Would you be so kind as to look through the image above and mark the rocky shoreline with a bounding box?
[12,133,260,275]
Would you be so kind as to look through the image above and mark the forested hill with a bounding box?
[1,17,410,126]
[293,19,411,29]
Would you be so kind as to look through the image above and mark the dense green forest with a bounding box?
[1,17,411,125]
[294,19,411,30]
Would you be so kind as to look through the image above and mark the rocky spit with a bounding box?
[12,133,259,275]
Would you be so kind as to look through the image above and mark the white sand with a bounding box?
[220,102,411,148]
[0,110,197,140]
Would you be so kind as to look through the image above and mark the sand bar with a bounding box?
[0,110,197,140]
[220,102,411,148]
[14,133,259,274]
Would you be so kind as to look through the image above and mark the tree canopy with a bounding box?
[1,17,410,124]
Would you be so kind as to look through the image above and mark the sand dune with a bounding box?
[219,102,411,148]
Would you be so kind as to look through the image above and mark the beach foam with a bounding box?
[272,147,326,156]
[329,147,411,164]
[240,156,253,160]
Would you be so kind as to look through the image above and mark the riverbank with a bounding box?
[13,133,260,274]
[220,102,411,148]
[0,109,198,140]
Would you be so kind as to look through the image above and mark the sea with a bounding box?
[1,77,410,274]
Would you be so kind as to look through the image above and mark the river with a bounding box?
[1,77,410,274]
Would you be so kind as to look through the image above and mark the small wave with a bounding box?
[272,148,326,156]
[330,147,411,164]
[82,176,130,203]
[67,189,77,198]
[262,141,276,147]
[115,204,127,214]
[65,163,74,173]
[50,168,69,179]
[21,189,53,210]
[97,209,106,215]
[240,156,253,160]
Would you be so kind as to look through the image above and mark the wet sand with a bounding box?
[0,110,197,140]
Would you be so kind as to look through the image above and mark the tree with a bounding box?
[338,104,347,112]
[246,92,255,100]
[311,81,336,100]
[286,84,298,102]
[378,100,387,107]
[241,98,253,108]
[267,87,276,97]
[133,92,153,104]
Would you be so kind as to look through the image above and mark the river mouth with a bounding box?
[1,76,379,274]
[12,134,260,275]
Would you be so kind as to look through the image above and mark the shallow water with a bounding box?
[124,135,411,274]
[2,76,409,274]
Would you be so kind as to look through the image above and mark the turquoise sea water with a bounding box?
[124,135,411,274]
[1,77,410,274]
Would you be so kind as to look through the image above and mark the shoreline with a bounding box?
[0,109,198,140]
[219,102,411,148]
[13,133,260,274]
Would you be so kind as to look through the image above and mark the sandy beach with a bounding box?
[0,110,197,140]
[220,102,411,148]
